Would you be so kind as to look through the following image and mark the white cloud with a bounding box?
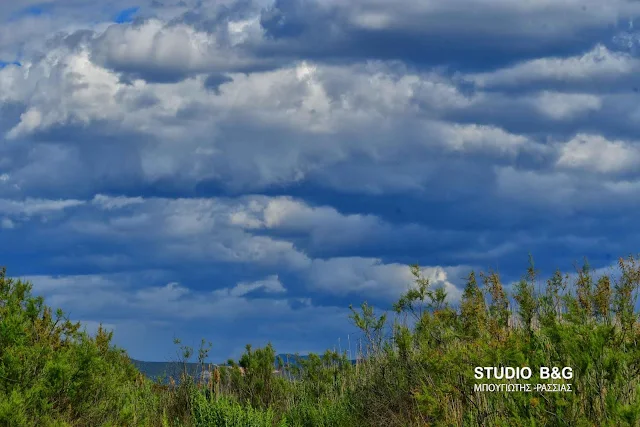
[0,43,493,193]
[0,198,84,216]
[494,166,584,213]
[471,45,639,90]
[493,164,640,214]
[231,197,384,240]
[308,257,463,302]
[136,281,191,304]
[21,272,327,322]
[5,47,124,139]
[437,123,535,156]
[10,194,470,306]
[21,257,465,331]
[215,275,286,297]
[92,194,144,210]
[531,91,602,120]
[90,18,266,78]
[556,134,640,173]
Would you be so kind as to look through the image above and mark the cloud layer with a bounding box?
[2,0,640,360]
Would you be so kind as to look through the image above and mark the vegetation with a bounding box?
[2,255,640,426]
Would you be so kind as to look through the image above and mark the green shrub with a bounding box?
[283,398,354,427]
[191,393,278,427]
[0,267,160,426]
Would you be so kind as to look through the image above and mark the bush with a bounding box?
[191,394,278,427]
[0,267,159,426]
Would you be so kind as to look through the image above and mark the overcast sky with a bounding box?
[2,0,640,361]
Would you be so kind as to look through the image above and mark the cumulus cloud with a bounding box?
[0,0,145,62]
[23,272,298,321]
[21,270,357,360]
[308,257,463,302]
[531,92,602,120]
[470,44,640,93]
[0,45,555,195]
[0,198,84,216]
[215,275,286,297]
[90,18,268,81]
[92,194,145,210]
[556,134,640,174]
[6,194,470,307]
[230,197,389,246]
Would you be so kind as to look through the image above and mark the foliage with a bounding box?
[191,395,278,427]
[3,254,640,426]
[0,267,160,426]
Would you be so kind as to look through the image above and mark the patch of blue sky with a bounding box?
[114,6,140,24]
[0,61,21,69]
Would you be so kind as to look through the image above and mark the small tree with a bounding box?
[349,302,387,356]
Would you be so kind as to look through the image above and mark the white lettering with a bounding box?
[540,367,550,379]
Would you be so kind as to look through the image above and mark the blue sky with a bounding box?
[1,0,640,362]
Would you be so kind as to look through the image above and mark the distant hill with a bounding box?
[131,354,356,382]
[130,354,306,380]
[130,359,203,382]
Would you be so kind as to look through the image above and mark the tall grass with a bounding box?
[2,256,640,426]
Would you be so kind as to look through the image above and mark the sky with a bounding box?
[1,0,640,362]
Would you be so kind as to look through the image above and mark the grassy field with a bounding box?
[1,256,640,426]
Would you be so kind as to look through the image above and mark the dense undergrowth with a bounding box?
[2,255,640,426]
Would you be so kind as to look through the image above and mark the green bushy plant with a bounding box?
[0,267,161,426]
